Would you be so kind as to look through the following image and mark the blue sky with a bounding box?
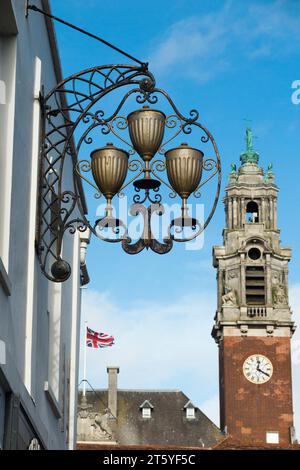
[50,0,300,430]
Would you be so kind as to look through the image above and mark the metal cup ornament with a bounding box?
[165,143,204,223]
[127,106,165,184]
[90,142,129,217]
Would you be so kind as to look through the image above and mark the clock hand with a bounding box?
[257,368,270,377]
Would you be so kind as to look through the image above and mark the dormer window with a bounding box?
[184,400,196,419]
[142,408,151,419]
[140,400,153,419]
[186,408,195,419]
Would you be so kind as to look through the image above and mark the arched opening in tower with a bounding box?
[246,201,259,223]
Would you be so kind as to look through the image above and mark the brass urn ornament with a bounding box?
[165,142,204,212]
[164,143,204,228]
[128,106,166,190]
[91,143,129,216]
[127,106,166,163]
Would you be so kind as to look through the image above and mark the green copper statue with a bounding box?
[264,163,274,182]
[240,126,259,165]
[245,128,253,151]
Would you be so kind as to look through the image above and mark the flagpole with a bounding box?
[83,319,87,397]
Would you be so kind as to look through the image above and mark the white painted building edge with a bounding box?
[68,231,81,449]
[0,36,16,271]
[24,56,42,394]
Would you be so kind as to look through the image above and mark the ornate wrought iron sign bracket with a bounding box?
[37,63,221,282]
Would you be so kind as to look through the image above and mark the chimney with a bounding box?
[107,366,119,418]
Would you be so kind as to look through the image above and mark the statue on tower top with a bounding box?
[240,127,259,165]
[246,127,253,151]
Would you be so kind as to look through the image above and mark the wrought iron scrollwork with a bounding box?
[38,64,156,281]
[121,205,173,255]
[37,63,221,282]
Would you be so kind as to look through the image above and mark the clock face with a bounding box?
[243,354,273,384]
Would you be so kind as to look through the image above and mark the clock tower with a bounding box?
[212,129,296,446]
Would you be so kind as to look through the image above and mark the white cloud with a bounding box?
[148,0,300,82]
[80,287,218,409]
[248,1,300,40]
[149,9,230,82]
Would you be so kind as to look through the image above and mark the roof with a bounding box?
[212,436,300,450]
[139,400,153,409]
[77,390,223,449]
[184,400,196,409]
[77,443,209,450]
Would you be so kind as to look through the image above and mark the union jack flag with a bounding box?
[86,327,115,348]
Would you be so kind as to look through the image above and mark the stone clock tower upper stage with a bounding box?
[212,129,296,446]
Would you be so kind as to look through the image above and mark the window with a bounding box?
[47,281,62,401]
[0,383,5,450]
[0,340,5,365]
[246,201,259,223]
[184,400,196,419]
[0,80,5,104]
[142,408,151,419]
[266,431,279,444]
[186,407,195,419]
[248,247,261,260]
[140,400,153,418]
[246,266,265,305]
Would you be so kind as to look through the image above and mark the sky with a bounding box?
[50,0,300,433]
